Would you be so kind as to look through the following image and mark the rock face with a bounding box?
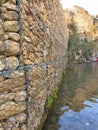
[64,6,98,41]
[73,6,94,39]
[0,0,68,130]
[93,16,98,40]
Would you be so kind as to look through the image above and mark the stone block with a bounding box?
[0,40,20,56]
[0,76,25,92]
[4,21,20,32]
[0,101,26,120]
[3,11,19,21]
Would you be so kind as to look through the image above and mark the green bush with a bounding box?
[68,33,95,62]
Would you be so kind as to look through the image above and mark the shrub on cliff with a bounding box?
[68,33,95,62]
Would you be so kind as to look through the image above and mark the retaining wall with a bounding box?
[0,0,68,130]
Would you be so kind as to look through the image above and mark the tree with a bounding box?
[68,33,95,62]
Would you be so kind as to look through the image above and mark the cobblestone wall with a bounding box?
[0,0,68,130]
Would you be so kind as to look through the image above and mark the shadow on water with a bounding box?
[42,63,98,130]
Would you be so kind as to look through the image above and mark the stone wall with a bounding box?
[0,0,68,130]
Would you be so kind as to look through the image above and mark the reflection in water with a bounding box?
[42,63,98,130]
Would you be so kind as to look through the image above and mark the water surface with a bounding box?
[42,63,98,130]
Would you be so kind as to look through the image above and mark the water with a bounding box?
[42,63,98,130]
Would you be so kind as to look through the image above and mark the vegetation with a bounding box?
[68,33,96,62]
[45,89,58,111]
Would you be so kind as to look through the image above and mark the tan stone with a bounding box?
[8,33,20,42]
[0,56,19,71]
[0,122,3,127]
[0,76,25,92]
[5,56,19,69]
[0,29,3,36]
[2,119,13,129]
[4,34,9,40]
[7,0,16,4]
[0,128,4,130]
[15,91,26,102]
[11,86,25,93]
[3,11,19,21]
[0,101,26,120]
[24,36,31,42]
[12,128,19,130]
[0,0,6,4]
[0,75,4,82]
[3,70,24,79]
[0,40,20,56]
[4,21,20,32]
[0,6,7,13]
[2,3,18,11]
[0,61,5,71]
[0,93,15,105]
[14,113,26,123]
[21,124,27,130]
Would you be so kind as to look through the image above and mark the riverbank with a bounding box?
[42,63,98,130]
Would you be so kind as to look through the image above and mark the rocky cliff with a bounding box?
[64,6,98,41]
[0,0,68,130]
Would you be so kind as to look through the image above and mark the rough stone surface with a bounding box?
[2,3,18,11]
[5,56,19,69]
[0,40,20,56]
[4,21,20,32]
[7,33,20,42]
[15,91,26,102]
[0,93,15,105]
[64,6,98,41]
[0,0,68,130]
[0,101,26,120]
[3,11,19,21]
[0,76,25,92]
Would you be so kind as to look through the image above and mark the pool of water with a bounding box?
[42,63,98,130]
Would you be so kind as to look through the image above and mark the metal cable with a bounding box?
[16,0,23,66]
[0,4,7,70]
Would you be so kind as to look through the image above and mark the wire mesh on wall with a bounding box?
[0,0,67,129]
